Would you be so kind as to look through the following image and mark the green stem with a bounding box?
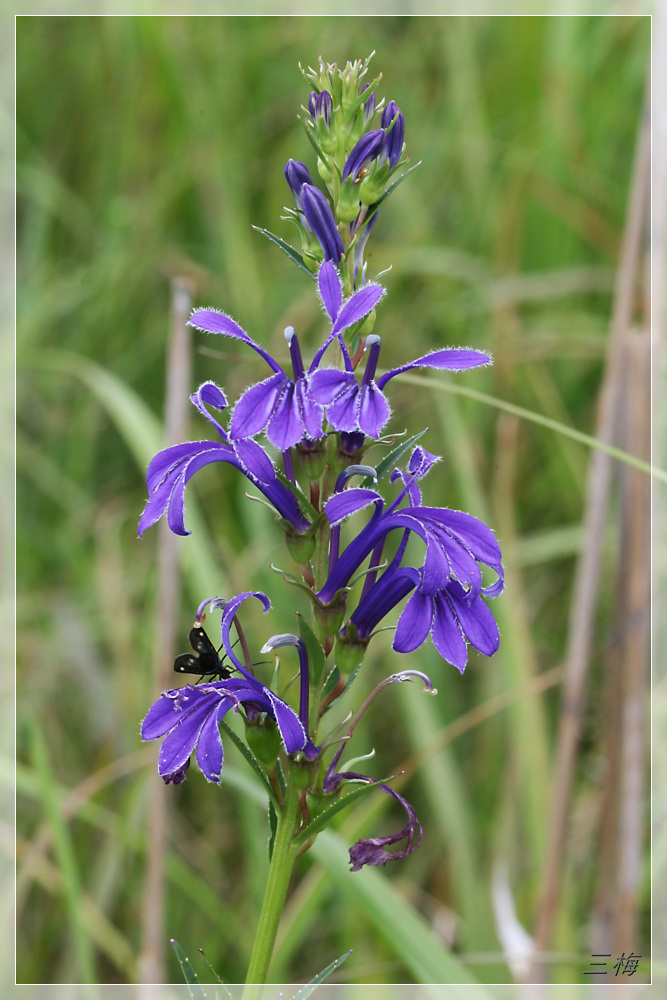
[243,778,300,996]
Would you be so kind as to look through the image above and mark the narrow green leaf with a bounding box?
[398,372,667,482]
[218,720,279,811]
[321,664,340,700]
[290,949,353,998]
[170,939,208,999]
[374,160,422,208]
[252,225,314,278]
[297,613,326,685]
[267,799,278,862]
[360,428,427,486]
[274,469,320,519]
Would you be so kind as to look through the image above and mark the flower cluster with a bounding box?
[139,56,503,874]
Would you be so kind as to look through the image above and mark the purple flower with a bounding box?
[141,593,308,783]
[189,266,384,452]
[138,381,309,537]
[318,452,503,670]
[381,100,405,169]
[300,184,344,263]
[342,129,387,182]
[310,334,491,439]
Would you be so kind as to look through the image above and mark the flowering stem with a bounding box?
[242,777,300,994]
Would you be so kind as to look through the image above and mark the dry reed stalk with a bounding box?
[138,278,193,987]
[528,85,650,982]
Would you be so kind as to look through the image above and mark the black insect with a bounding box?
[174,622,233,681]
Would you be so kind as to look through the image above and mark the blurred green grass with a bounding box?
[16,14,650,986]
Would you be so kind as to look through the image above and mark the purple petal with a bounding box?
[326,386,361,432]
[295,378,324,441]
[432,594,468,672]
[422,533,452,593]
[231,373,287,439]
[266,384,304,450]
[357,384,391,438]
[141,686,208,740]
[332,283,385,337]
[318,262,342,322]
[220,592,271,677]
[376,349,491,389]
[309,369,355,404]
[157,699,215,777]
[232,437,276,483]
[146,441,218,495]
[190,382,229,439]
[325,488,383,526]
[393,590,433,653]
[189,309,283,374]
[422,508,502,566]
[195,702,230,782]
[265,690,306,754]
[446,588,500,658]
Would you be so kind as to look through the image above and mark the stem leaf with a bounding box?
[218,720,280,811]
[170,939,208,999]
[360,428,427,486]
[252,226,314,278]
[290,950,353,998]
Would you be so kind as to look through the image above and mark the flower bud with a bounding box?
[301,184,344,263]
[381,100,405,169]
[284,159,314,210]
[342,130,387,183]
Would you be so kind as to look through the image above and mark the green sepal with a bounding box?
[294,779,383,846]
[322,665,360,713]
[297,613,326,686]
[322,664,340,701]
[343,71,383,125]
[267,798,278,862]
[170,939,208,999]
[291,951,353,998]
[334,624,369,676]
[274,468,320,520]
[373,159,422,208]
[244,715,282,765]
[360,428,428,487]
[252,225,314,278]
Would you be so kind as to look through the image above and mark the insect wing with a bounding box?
[174,653,202,674]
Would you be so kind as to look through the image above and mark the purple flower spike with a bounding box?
[301,184,344,263]
[342,130,387,182]
[284,159,314,209]
[381,100,405,169]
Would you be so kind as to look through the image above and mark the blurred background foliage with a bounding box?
[16,14,650,986]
